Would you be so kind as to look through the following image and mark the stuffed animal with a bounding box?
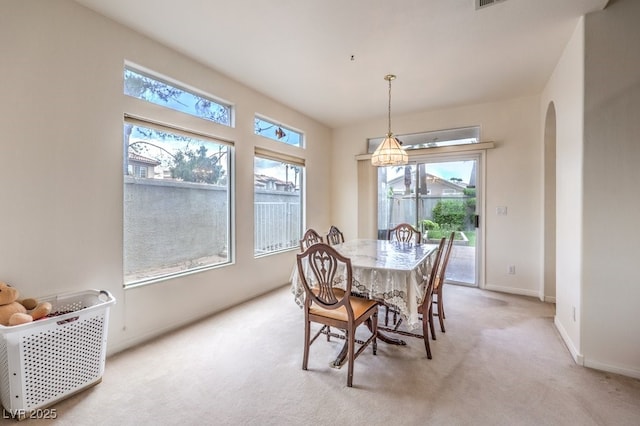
[0,281,52,326]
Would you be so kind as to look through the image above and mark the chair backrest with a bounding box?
[418,237,446,310]
[387,223,422,244]
[296,243,354,315]
[434,231,455,291]
[326,225,345,246]
[299,228,324,251]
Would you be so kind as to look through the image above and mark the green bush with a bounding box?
[432,200,466,231]
[421,220,440,231]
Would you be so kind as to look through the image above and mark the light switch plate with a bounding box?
[496,206,507,215]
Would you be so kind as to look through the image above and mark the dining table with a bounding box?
[290,238,437,367]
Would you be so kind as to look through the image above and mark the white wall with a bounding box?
[540,19,585,364]
[542,103,557,303]
[0,0,331,354]
[332,96,543,296]
[541,0,640,378]
[582,0,640,377]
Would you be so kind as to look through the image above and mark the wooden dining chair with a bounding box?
[378,237,446,359]
[297,243,378,387]
[387,223,422,244]
[299,228,324,251]
[383,222,421,325]
[326,225,345,246]
[432,231,455,334]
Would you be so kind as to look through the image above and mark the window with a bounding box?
[254,150,304,255]
[254,116,303,147]
[132,165,147,178]
[123,65,233,286]
[124,67,232,126]
[367,126,480,153]
[124,120,231,285]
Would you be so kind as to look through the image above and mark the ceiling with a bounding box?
[73,0,608,128]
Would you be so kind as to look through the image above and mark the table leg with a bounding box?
[367,320,407,345]
[330,340,349,369]
[330,323,406,369]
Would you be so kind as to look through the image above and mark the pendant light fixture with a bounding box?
[371,74,408,167]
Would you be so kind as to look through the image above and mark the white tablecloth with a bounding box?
[291,239,437,330]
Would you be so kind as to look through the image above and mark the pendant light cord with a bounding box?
[387,77,392,136]
[385,74,396,137]
[372,74,407,166]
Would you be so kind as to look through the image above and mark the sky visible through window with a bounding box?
[254,117,302,147]
[384,161,474,185]
[124,68,231,126]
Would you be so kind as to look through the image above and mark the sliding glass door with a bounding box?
[377,155,479,286]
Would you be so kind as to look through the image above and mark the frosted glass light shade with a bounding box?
[371,135,408,166]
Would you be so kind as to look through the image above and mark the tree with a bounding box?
[125,72,183,105]
[403,165,412,194]
[123,70,230,179]
[124,69,229,124]
[170,145,225,184]
[418,164,428,195]
[393,164,430,195]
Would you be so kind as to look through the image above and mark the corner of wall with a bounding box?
[555,315,584,365]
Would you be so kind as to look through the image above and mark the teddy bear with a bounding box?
[0,281,52,326]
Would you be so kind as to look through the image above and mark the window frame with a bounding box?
[122,65,235,288]
[124,65,234,127]
[253,148,305,257]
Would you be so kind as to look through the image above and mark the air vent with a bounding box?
[476,0,507,10]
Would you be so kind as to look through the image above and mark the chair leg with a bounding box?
[441,292,446,319]
[346,328,355,387]
[422,315,432,359]
[437,290,446,332]
[302,319,310,370]
[438,299,446,333]
[428,304,437,341]
[372,312,378,355]
[432,294,446,333]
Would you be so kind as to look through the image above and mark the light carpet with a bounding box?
[15,284,640,425]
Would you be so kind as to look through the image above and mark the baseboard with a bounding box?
[553,317,640,379]
[106,309,221,357]
[484,284,539,298]
[106,324,183,357]
[584,358,640,379]
[554,315,584,365]
[544,295,556,303]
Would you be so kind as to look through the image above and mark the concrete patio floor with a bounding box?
[446,244,476,285]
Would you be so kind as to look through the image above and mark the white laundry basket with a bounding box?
[0,289,115,420]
